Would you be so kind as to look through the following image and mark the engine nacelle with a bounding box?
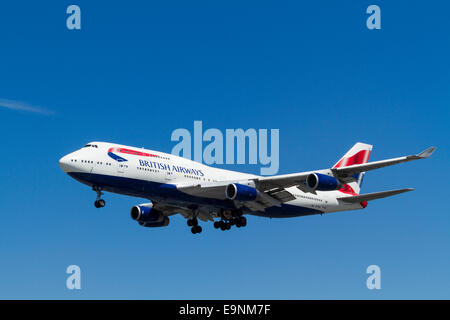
[306,173,341,191]
[130,203,166,224]
[225,183,258,201]
[138,217,170,228]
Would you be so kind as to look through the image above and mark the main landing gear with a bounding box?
[187,217,202,234]
[213,209,247,231]
[187,209,247,235]
[93,186,106,208]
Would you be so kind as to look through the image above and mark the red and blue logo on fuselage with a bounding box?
[107,147,160,162]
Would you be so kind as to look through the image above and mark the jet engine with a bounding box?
[225,183,258,201]
[130,203,169,227]
[138,218,170,228]
[306,173,342,191]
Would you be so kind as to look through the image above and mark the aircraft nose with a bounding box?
[59,154,71,173]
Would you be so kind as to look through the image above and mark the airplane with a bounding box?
[59,142,435,234]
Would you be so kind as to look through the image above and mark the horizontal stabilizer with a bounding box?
[338,188,414,203]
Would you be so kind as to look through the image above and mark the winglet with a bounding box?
[416,146,436,159]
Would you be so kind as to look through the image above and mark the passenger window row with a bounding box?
[184,175,202,180]
[70,159,112,166]
[295,194,323,202]
[137,167,159,173]
[134,167,213,182]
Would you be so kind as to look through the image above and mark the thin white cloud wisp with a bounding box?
[0,99,53,115]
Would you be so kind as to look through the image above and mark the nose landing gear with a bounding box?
[94,199,106,208]
[93,186,106,208]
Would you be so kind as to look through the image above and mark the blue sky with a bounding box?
[0,1,449,299]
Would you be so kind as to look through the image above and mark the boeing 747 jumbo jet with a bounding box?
[59,142,435,234]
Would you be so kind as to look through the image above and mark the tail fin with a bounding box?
[333,142,373,194]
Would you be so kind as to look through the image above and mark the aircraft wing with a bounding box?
[176,181,232,200]
[177,180,294,212]
[175,146,435,211]
[337,188,414,203]
[332,147,436,179]
[152,202,193,216]
[254,172,311,190]
[152,201,217,222]
[256,146,436,186]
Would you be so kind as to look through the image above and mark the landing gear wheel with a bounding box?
[214,221,220,229]
[187,218,198,227]
[239,216,247,227]
[93,186,105,208]
[94,199,106,208]
[191,225,202,234]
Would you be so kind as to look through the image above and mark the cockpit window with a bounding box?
[83,144,98,148]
